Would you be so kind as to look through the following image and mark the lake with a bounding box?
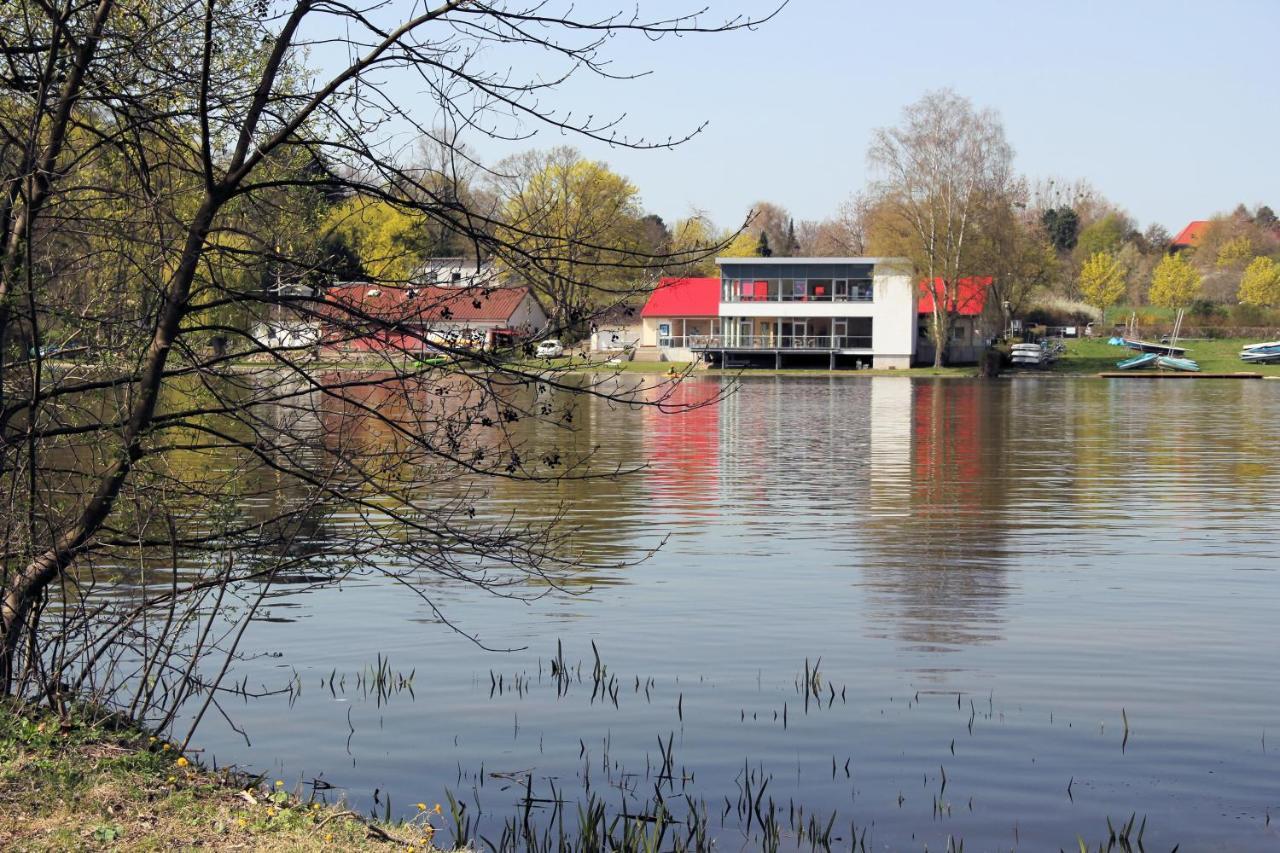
[181,376,1280,851]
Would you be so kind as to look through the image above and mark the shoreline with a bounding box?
[0,700,454,851]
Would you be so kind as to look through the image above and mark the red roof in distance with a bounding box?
[640,277,720,318]
[325,283,533,323]
[1170,220,1209,248]
[917,277,992,317]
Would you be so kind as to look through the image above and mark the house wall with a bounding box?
[721,266,916,366]
[508,293,549,334]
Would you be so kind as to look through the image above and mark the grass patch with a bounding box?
[1052,337,1280,376]
[0,700,455,851]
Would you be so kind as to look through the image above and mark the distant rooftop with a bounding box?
[1170,221,1209,248]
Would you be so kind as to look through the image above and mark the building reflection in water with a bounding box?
[862,379,1011,652]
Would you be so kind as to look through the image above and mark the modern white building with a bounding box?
[640,257,917,369]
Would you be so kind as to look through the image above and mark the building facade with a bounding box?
[322,283,548,354]
[640,257,917,369]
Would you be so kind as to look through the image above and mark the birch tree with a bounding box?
[867,90,1014,367]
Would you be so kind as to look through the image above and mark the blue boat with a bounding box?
[1156,355,1200,372]
[1116,353,1158,370]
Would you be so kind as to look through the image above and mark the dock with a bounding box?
[1097,372,1263,379]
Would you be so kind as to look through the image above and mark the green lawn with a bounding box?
[1054,337,1280,376]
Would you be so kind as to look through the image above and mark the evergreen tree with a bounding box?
[1041,207,1079,253]
[756,231,773,257]
[784,218,800,255]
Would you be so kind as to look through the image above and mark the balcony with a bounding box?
[723,278,873,303]
[682,333,873,351]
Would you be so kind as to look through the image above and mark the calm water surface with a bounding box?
[192,377,1280,851]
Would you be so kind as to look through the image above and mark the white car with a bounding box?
[535,339,564,358]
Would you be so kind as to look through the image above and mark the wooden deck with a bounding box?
[1096,372,1263,379]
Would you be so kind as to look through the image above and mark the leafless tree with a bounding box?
[867,89,1014,366]
[0,0,778,730]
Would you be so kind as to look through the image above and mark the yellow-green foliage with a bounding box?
[324,195,428,282]
[667,216,720,275]
[1077,251,1126,315]
[718,230,760,258]
[1237,256,1280,307]
[1216,235,1255,268]
[1148,252,1202,308]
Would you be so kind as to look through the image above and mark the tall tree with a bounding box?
[491,146,646,335]
[867,89,1014,367]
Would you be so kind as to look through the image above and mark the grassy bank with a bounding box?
[1051,337,1280,376]
[0,702,451,851]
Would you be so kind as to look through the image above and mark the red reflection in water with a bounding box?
[641,380,720,513]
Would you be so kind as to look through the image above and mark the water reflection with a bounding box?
[861,379,1012,651]
[129,376,1280,851]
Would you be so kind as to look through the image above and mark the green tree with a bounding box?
[492,146,646,333]
[1238,256,1280,307]
[1148,252,1203,307]
[755,231,773,257]
[323,195,431,282]
[1040,207,1079,252]
[1216,235,1254,268]
[666,215,723,275]
[1075,213,1128,258]
[1078,251,1126,320]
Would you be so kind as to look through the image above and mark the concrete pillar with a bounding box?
[775,351,781,370]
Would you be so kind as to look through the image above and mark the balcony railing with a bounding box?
[666,334,873,350]
[723,291,873,303]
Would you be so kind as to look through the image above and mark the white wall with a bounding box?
[719,266,916,359]
[509,293,549,333]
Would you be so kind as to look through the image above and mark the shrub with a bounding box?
[1188,299,1226,322]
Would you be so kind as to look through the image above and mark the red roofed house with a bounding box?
[639,277,721,358]
[916,277,995,365]
[321,283,547,355]
[1169,220,1209,253]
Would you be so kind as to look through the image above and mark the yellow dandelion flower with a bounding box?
[267,807,276,817]
[161,743,171,751]
[166,775,176,783]
[275,780,284,787]
[416,802,427,811]
[237,818,247,828]
[176,756,189,767]
[433,803,442,815]
[407,847,415,853]
[148,736,157,743]
[325,834,333,843]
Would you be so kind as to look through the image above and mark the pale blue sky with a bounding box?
[361,0,1279,234]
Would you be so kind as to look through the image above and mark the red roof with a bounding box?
[1170,220,1209,247]
[917,277,991,317]
[324,283,533,324]
[640,277,720,318]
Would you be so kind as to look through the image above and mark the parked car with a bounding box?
[535,339,564,358]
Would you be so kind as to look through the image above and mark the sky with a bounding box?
[363,0,1279,234]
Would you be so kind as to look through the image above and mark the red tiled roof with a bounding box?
[324,283,533,324]
[917,277,992,317]
[640,277,720,318]
[1171,220,1209,247]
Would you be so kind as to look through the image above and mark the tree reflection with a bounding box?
[862,379,1012,652]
